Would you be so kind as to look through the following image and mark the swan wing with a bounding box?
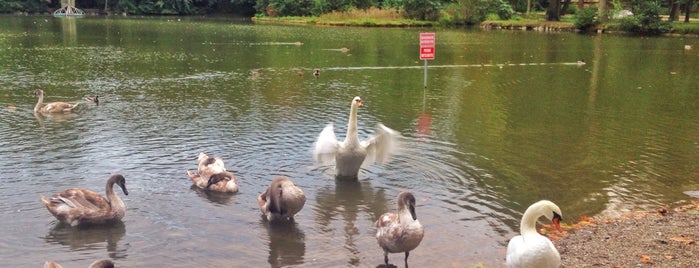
[362,123,400,166]
[55,188,109,211]
[313,123,339,165]
[43,102,78,113]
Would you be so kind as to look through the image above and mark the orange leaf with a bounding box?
[638,254,653,264]
[669,236,695,245]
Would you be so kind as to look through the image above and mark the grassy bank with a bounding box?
[252,8,435,27]
[252,8,699,36]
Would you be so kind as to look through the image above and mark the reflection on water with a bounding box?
[45,221,127,259]
[314,180,389,266]
[261,219,306,267]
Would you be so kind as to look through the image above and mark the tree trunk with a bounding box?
[104,0,108,12]
[686,0,694,23]
[561,0,571,16]
[669,0,679,21]
[598,0,608,23]
[546,0,560,21]
[578,0,584,10]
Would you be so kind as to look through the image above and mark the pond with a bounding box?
[0,15,698,267]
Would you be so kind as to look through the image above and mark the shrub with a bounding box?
[619,1,672,35]
[574,6,598,31]
[403,0,440,20]
[491,0,514,20]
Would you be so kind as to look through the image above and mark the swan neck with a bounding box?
[520,206,542,236]
[346,103,359,143]
[34,93,44,112]
[105,181,126,216]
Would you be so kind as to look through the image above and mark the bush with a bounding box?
[491,0,514,20]
[574,6,598,31]
[403,0,440,20]
[619,1,672,35]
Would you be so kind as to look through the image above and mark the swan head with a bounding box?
[533,200,562,231]
[112,174,129,195]
[352,96,362,108]
[205,172,232,189]
[34,88,44,97]
[398,191,417,220]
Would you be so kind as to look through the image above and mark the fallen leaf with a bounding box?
[669,236,695,245]
[638,254,653,264]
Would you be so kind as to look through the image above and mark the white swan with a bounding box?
[257,176,306,222]
[40,174,128,227]
[375,191,424,267]
[506,200,563,268]
[34,88,79,114]
[313,96,400,179]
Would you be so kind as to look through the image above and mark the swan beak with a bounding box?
[552,212,562,232]
[356,99,362,106]
[409,204,417,220]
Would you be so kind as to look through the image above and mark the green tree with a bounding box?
[403,0,440,20]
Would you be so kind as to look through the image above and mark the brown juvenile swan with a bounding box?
[34,88,79,114]
[40,174,128,226]
[313,96,400,179]
[43,259,115,268]
[375,191,424,267]
[257,177,306,222]
[185,152,238,193]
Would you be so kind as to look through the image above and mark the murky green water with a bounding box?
[1,15,698,267]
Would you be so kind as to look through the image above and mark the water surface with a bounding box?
[1,16,698,267]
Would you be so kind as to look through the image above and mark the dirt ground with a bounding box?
[553,200,699,268]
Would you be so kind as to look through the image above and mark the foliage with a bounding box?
[573,6,598,31]
[0,0,52,13]
[619,1,672,35]
[402,0,440,20]
[441,0,489,25]
[490,0,513,20]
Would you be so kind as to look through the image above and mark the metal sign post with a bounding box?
[419,33,435,88]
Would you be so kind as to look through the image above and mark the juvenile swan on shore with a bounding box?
[34,88,79,114]
[185,152,239,193]
[313,96,400,179]
[257,177,306,222]
[375,191,424,267]
[40,174,128,227]
[506,200,563,268]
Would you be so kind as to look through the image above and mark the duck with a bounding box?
[313,69,320,78]
[576,59,586,66]
[257,176,306,222]
[84,95,99,105]
[375,191,424,267]
[313,96,400,179]
[34,88,79,114]
[43,259,115,268]
[40,174,128,227]
[506,200,563,268]
[185,152,238,193]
